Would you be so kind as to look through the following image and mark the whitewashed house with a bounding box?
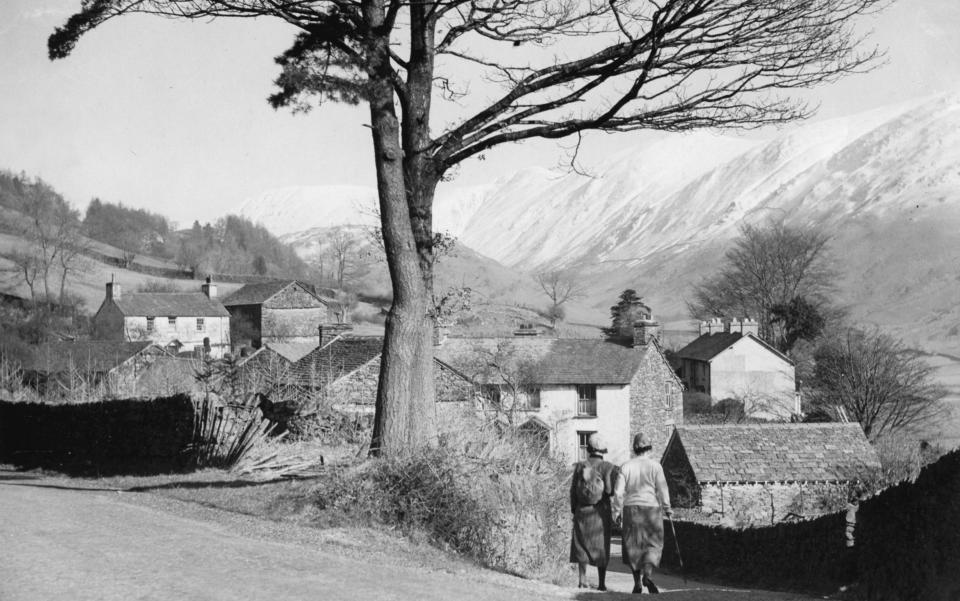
[676,318,797,419]
[434,319,683,465]
[92,279,231,358]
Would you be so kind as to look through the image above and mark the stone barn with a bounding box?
[221,280,330,349]
[661,423,881,525]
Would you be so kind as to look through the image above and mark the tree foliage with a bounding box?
[602,289,649,339]
[770,296,826,352]
[688,221,836,349]
[84,198,174,263]
[50,0,888,457]
[808,328,946,440]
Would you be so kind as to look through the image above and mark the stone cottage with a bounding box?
[661,423,881,524]
[676,318,797,419]
[221,280,330,349]
[91,279,231,358]
[434,318,683,465]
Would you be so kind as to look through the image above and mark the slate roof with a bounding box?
[22,341,156,375]
[676,332,792,364]
[667,423,881,483]
[113,293,229,317]
[262,341,318,363]
[221,280,321,307]
[292,336,384,386]
[435,337,659,385]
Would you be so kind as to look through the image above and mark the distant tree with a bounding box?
[252,255,268,276]
[52,0,890,457]
[808,328,946,440]
[7,177,86,303]
[536,270,583,326]
[770,296,826,353]
[603,289,649,340]
[688,221,835,348]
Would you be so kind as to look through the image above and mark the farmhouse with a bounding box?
[91,279,231,358]
[676,318,797,419]
[434,318,683,465]
[661,423,881,525]
[20,340,192,397]
[221,280,330,349]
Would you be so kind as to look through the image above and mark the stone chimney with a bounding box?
[201,276,217,299]
[707,317,724,334]
[513,323,538,337]
[319,322,353,348]
[727,318,742,334]
[105,278,121,301]
[632,316,661,347]
[741,318,759,337]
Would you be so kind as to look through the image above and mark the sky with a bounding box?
[2,0,960,227]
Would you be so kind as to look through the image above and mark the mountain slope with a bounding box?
[239,93,960,354]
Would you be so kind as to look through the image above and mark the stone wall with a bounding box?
[262,307,328,341]
[629,344,683,458]
[699,481,849,525]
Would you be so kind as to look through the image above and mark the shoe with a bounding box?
[642,577,659,594]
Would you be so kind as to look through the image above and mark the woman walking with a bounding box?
[570,433,618,591]
[613,432,672,594]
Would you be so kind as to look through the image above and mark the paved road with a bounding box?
[0,475,819,601]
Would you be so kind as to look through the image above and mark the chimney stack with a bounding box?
[201,276,217,299]
[741,318,759,337]
[105,277,121,301]
[632,316,661,347]
[319,322,353,348]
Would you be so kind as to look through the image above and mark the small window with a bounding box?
[146,317,155,332]
[577,430,597,461]
[168,316,176,327]
[525,387,541,410]
[576,384,597,416]
[664,381,674,410]
[196,317,205,332]
[480,384,501,406]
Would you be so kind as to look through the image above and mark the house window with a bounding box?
[146,317,155,332]
[664,381,674,410]
[168,316,176,327]
[480,384,501,406]
[577,430,597,461]
[577,384,597,416]
[196,317,205,332]
[524,387,541,410]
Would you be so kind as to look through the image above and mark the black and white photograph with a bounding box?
[1,0,958,599]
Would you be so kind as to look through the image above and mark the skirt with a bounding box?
[621,505,664,570]
[569,502,612,565]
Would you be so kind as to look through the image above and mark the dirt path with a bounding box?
[0,474,819,601]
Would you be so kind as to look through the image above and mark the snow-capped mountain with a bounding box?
[239,93,960,353]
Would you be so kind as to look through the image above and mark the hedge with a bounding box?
[0,395,195,475]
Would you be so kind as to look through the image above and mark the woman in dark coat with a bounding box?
[613,432,672,594]
[570,433,618,590]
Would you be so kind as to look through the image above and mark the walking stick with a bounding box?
[666,513,687,585]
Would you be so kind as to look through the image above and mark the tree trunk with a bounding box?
[365,0,437,457]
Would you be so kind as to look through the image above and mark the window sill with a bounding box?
[573,415,598,419]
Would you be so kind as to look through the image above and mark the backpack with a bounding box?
[574,462,605,506]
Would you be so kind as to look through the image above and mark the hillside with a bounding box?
[240,93,960,356]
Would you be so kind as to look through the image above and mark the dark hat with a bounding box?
[632,432,652,453]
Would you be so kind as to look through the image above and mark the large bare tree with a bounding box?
[688,220,837,347]
[51,0,886,457]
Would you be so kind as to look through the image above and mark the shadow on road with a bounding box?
[126,479,291,492]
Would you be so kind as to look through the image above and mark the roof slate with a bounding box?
[23,341,156,374]
[262,341,318,363]
[676,332,743,361]
[669,423,881,483]
[113,293,229,317]
[221,280,320,307]
[292,336,384,386]
[435,337,651,385]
